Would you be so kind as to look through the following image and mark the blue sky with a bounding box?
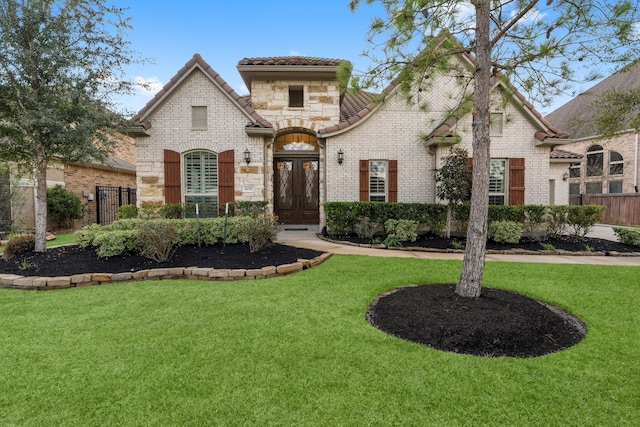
[114,0,611,117]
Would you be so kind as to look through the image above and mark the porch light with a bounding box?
[337,149,344,166]
[244,148,251,165]
[562,171,569,181]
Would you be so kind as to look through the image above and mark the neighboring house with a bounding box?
[0,136,136,233]
[546,61,640,201]
[130,52,570,227]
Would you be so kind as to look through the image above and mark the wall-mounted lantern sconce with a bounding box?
[244,148,251,165]
[337,149,344,166]
[562,171,569,181]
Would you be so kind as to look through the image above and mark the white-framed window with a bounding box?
[369,160,387,202]
[192,106,208,130]
[184,151,218,208]
[609,151,624,175]
[609,181,623,193]
[489,159,507,205]
[490,112,504,136]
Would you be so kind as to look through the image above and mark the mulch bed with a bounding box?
[367,284,586,358]
[0,243,324,277]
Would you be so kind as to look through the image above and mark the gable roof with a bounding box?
[131,54,272,135]
[319,35,567,144]
[545,60,640,139]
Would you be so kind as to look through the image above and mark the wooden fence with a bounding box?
[582,193,640,226]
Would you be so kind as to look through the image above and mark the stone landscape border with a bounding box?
[0,253,333,291]
[317,236,640,257]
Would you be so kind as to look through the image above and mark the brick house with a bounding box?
[1,136,136,232]
[546,61,640,199]
[130,53,570,227]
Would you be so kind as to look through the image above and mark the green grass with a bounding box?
[46,233,77,247]
[1,256,639,426]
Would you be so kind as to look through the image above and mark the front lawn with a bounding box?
[1,256,638,426]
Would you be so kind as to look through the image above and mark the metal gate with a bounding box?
[96,186,137,225]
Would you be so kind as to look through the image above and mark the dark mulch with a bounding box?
[0,243,325,277]
[367,284,586,358]
[333,233,637,254]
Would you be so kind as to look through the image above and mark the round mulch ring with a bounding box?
[366,284,586,358]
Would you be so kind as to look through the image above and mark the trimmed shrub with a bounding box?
[47,185,85,229]
[613,226,640,247]
[138,221,179,262]
[566,205,605,238]
[231,201,269,218]
[488,220,523,244]
[384,219,418,242]
[523,205,547,240]
[2,234,35,260]
[159,203,184,219]
[93,230,139,258]
[116,204,138,220]
[354,217,379,240]
[75,224,104,248]
[238,215,280,253]
[545,205,569,238]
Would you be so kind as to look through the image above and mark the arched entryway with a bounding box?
[273,131,319,224]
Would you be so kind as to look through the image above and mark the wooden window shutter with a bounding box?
[164,149,181,204]
[359,160,369,201]
[508,158,525,205]
[218,150,235,211]
[388,160,398,202]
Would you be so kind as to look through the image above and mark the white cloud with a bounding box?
[134,76,163,95]
[634,21,640,39]
[510,7,546,24]
[289,50,301,56]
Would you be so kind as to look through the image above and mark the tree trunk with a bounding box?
[34,147,48,253]
[456,0,492,298]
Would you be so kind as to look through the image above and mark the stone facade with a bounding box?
[133,54,563,227]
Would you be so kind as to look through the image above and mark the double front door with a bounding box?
[274,158,319,224]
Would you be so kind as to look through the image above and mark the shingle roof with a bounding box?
[132,54,272,130]
[545,60,640,139]
[237,56,344,67]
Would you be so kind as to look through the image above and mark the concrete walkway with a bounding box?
[274,224,640,266]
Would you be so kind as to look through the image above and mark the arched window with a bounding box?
[586,145,603,177]
[184,151,218,209]
[275,132,318,152]
[609,151,624,175]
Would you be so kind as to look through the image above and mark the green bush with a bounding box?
[354,217,380,240]
[231,201,269,218]
[93,230,139,258]
[159,203,184,219]
[384,219,418,242]
[137,221,180,262]
[237,215,280,253]
[75,224,103,248]
[488,220,523,244]
[116,204,138,220]
[2,234,35,260]
[566,205,605,238]
[613,227,640,247]
[47,185,85,229]
[523,205,547,240]
[545,205,569,238]
[138,204,161,219]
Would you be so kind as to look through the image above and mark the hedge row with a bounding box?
[76,217,257,258]
[324,202,605,239]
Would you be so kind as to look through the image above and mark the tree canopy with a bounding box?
[349,0,640,297]
[0,0,144,251]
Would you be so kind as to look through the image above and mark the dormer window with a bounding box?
[289,86,303,108]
